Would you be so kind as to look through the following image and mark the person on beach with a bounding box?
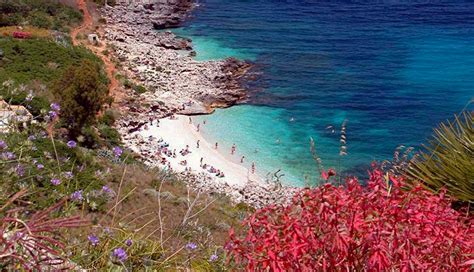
[200,157,203,167]
[189,117,192,124]
[197,124,200,132]
[203,120,207,125]
[231,144,236,155]
[241,156,245,163]
[196,140,200,148]
[251,162,256,174]
[215,142,218,149]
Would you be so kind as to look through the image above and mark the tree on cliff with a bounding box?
[53,59,109,137]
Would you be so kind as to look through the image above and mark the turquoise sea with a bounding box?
[174,0,473,186]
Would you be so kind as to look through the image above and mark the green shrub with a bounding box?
[0,13,22,26]
[405,111,474,203]
[100,109,117,126]
[99,124,121,146]
[0,38,103,86]
[0,0,82,29]
[123,79,133,89]
[132,84,147,94]
[53,59,110,136]
[79,126,102,148]
[98,17,107,24]
[29,11,52,28]
[122,79,148,94]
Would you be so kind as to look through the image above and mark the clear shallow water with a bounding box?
[176,1,474,186]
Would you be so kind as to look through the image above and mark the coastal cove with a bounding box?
[0,0,472,270]
[174,0,474,185]
[102,0,300,207]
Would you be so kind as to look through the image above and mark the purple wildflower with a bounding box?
[50,103,60,112]
[209,254,218,262]
[37,164,44,170]
[88,234,99,246]
[50,178,61,186]
[186,242,197,251]
[26,93,34,102]
[15,164,25,177]
[112,247,127,263]
[0,140,7,150]
[48,110,58,119]
[71,190,83,202]
[64,171,73,179]
[3,152,16,160]
[104,227,112,236]
[125,239,132,247]
[28,135,36,141]
[67,140,77,148]
[102,185,113,194]
[113,146,123,157]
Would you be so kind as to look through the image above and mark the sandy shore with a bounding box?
[129,115,261,187]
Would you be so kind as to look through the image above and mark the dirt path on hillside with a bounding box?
[71,0,122,104]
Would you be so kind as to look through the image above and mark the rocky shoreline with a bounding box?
[101,0,253,115]
[100,1,297,208]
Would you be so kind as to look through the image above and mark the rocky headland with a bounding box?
[101,0,253,116]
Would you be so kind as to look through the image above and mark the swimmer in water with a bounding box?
[326,125,335,134]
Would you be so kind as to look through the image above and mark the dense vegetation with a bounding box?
[0,37,111,144]
[228,169,474,270]
[0,0,82,31]
[0,38,102,86]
